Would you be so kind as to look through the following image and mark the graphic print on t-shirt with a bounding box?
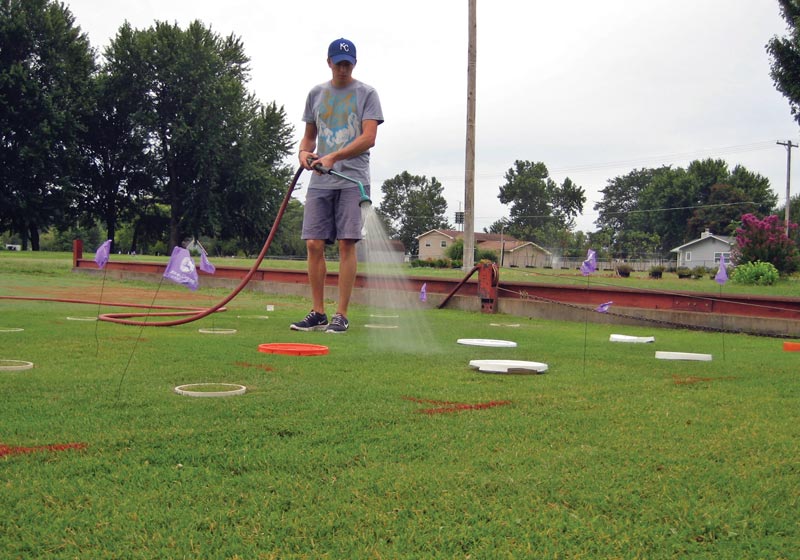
[318,90,360,154]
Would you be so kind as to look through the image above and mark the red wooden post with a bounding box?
[73,239,83,268]
[477,261,498,313]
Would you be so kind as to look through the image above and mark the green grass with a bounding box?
[1,255,799,558]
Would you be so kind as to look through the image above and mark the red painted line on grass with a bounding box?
[0,442,87,458]
[403,396,512,415]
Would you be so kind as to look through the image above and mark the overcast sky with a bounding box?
[65,0,800,233]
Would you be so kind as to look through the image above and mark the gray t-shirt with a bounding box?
[302,79,384,189]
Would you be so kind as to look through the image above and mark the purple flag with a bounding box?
[94,239,111,269]
[580,249,597,276]
[420,282,427,302]
[199,249,216,274]
[163,246,199,291]
[714,254,728,285]
[595,301,613,313]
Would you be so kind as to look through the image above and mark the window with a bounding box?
[441,240,447,248]
[714,252,731,264]
[685,251,692,262]
[425,241,431,247]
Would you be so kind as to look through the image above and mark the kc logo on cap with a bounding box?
[328,38,357,64]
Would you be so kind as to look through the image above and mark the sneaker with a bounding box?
[290,310,328,331]
[325,313,349,333]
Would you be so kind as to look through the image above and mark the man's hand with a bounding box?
[299,149,318,170]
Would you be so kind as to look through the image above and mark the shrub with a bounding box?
[648,265,665,279]
[731,260,779,286]
[735,214,800,274]
[691,266,708,279]
[616,263,633,277]
[476,249,498,263]
[445,239,465,260]
[676,267,692,278]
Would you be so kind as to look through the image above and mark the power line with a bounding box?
[429,139,796,183]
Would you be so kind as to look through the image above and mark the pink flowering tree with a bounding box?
[733,214,800,274]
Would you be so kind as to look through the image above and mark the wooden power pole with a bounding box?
[777,139,797,236]
[463,0,476,269]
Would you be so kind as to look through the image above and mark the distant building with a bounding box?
[415,229,550,267]
[358,239,406,263]
[670,229,734,268]
[475,239,551,268]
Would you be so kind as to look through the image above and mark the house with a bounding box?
[358,239,406,263]
[670,229,734,269]
[475,239,551,268]
[415,229,550,267]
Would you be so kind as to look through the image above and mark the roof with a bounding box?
[416,228,519,243]
[477,240,551,255]
[670,233,734,253]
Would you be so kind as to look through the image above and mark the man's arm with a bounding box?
[298,122,318,170]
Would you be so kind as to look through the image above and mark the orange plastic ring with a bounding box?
[783,341,800,352]
[257,343,329,356]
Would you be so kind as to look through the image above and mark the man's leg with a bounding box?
[336,239,357,317]
[307,239,327,313]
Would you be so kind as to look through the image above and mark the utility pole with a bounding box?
[777,140,797,236]
[463,0,476,269]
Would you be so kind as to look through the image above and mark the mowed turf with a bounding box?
[0,264,798,559]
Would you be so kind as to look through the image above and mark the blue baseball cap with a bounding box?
[328,38,357,64]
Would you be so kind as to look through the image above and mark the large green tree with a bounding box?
[595,159,776,254]
[0,0,95,249]
[767,0,800,126]
[497,160,585,247]
[378,171,450,255]
[76,40,155,249]
[103,21,293,250]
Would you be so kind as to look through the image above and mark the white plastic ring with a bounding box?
[610,334,655,343]
[0,360,34,371]
[655,351,712,361]
[0,328,24,333]
[174,383,246,397]
[198,328,237,334]
[67,316,97,321]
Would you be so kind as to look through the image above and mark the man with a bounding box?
[291,38,384,333]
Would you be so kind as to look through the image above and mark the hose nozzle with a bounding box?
[308,157,372,208]
[357,183,372,208]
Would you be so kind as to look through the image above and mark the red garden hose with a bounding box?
[96,166,305,327]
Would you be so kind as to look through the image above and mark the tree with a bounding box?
[686,183,753,237]
[595,159,777,255]
[0,0,95,249]
[767,0,800,127]
[497,160,585,247]
[594,167,662,251]
[267,198,306,258]
[76,44,155,248]
[776,193,800,246]
[734,213,800,274]
[378,171,449,255]
[104,21,293,250]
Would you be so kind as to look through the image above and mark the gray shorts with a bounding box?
[302,186,369,244]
